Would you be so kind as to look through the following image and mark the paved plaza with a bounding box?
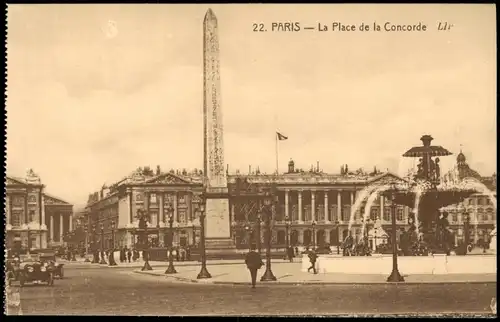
[9,260,497,316]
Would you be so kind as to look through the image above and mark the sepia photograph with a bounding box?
[4,4,497,316]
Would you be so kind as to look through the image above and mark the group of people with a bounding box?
[118,247,141,263]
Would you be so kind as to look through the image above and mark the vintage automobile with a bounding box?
[39,252,65,279]
[16,255,55,287]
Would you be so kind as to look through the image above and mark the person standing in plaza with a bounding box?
[245,245,264,289]
[307,249,318,274]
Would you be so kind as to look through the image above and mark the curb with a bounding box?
[64,260,293,269]
[132,270,497,286]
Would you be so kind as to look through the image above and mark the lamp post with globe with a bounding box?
[386,185,404,282]
[197,199,212,279]
[99,224,107,265]
[260,191,278,282]
[108,220,117,266]
[165,204,177,275]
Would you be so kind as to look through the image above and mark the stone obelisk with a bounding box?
[203,8,234,249]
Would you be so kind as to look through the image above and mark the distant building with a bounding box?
[6,169,74,249]
[85,156,496,251]
[440,151,497,246]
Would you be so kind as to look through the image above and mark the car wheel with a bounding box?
[48,273,54,286]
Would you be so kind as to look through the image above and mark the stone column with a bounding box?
[40,191,46,229]
[404,206,409,223]
[311,191,316,222]
[173,192,179,223]
[298,191,303,222]
[50,214,54,241]
[350,191,354,205]
[324,191,329,223]
[159,193,164,225]
[285,190,289,220]
[60,213,64,243]
[337,190,342,222]
[380,195,385,222]
[69,213,72,232]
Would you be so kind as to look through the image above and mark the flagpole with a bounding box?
[275,132,279,175]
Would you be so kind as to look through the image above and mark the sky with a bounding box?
[6,4,496,207]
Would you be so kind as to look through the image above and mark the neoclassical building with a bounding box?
[5,170,74,249]
[85,157,496,250]
[84,164,412,250]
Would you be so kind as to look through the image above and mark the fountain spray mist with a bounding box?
[348,185,379,232]
[361,185,389,236]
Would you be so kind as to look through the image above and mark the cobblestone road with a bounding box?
[15,266,497,316]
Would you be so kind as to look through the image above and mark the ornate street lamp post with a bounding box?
[197,200,212,279]
[165,204,177,274]
[312,221,316,249]
[91,224,98,264]
[387,188,404,282]
[192,224,196,246]
[285,215,290,254]
[27,227,31,255]
[256,213,262,253]
[464,211,470,250]
[335,220,340,254]
[108,220,117,266]
[244,224,252,250]
[71,232,77,261]
[260,192,277,282]
[139,210,153,271]
[99,223,107,264]
[84,225,91,262]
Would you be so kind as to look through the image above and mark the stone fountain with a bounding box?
[304,135,497,276]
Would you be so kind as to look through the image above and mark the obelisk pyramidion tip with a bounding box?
[204,8,216,21]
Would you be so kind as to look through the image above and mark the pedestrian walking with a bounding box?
[127,249,132,263]
[307,249,318,274]
[287,246,294,263]
[245,246,264,289]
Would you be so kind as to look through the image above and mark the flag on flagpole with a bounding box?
[277,132,288,141]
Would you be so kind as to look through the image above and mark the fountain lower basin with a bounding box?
[302,254,497,275]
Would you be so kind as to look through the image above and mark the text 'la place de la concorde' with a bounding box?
[253,21,454,33]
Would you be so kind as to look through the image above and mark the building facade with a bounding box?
[440,152,497,246]
[85,158,496,251]
[5,170,74,249]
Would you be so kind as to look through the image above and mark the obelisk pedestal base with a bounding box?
[202,191,237,259]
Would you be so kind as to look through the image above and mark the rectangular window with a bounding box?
[150,193,157,204]
[396,208,404,221]
[370,208,378,221]
[383,208,391,221]
[178,194,186,204]
[11,211,21,226]
[452,214,458,222]
[29,210,36,222]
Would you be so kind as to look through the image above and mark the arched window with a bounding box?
[330,229,339,245]
[316,230,325,246]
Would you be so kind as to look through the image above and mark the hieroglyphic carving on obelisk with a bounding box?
[203,8,226,189]
[203,9,232,240]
